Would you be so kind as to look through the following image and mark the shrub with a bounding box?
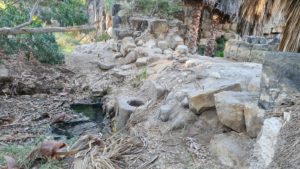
[95,32,110,42]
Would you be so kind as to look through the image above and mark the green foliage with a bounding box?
[0,1,65,64]
[50,0,88,26]
[95,32,110,42]
[120,0,183,18]
[214,35,227,57]
[132,68,148,88]
[105,0,117,12]
[197,35,227,57]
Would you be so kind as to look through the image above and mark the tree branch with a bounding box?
[13,0,41,29]
[0,25,96,35]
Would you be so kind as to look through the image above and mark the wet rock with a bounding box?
[157,41,169,50]
[189,82,241,115]
[149,19,169,36]
[214,91,258,132]
[209,132,253,168]
[98,62,114,70]
[244,103,265,138]
[259,53,300,109]
[120,37,136,56]
[124,51,137,64]
[135,57,148,67]
[114,97,144,131]
[250,117,283,169]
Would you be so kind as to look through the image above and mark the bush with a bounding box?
[95,32,110,42]
[0,1,76,64]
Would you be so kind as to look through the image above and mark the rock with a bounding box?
[189,82,241,114]
[134,47,150,58]
[113,52,123,59]
[135,57,148,67]
[144,40,156,49]
[136,40,144,46]
[157,41,169,50]
[209,132,253,168]
[163,48,173,55]
[112,4,121,16]
[120,37,136,56]
[114,96,144,131]
[169,36,184,49]
[171,111,196,130]
[124,51,137,64]
[153,48,162,54]
[0,65,10,82]
[214,91,258,132]
[259,53,300,109]
[98,62,114,70]
[133,31,142,38]
[149,19,169,36]
[112,28,134,40]
[129,17,149,32]
[250,117,283,169]
[181,97,189,108]
[244,103,265,137]
[112,16,122,28]
[109,40,120,52]
[175,45,188,56]
[159,104,175,122]
[142,80,167,101]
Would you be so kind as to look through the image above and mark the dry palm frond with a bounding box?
[279,0,300,52]
[71,134,143,169]
[238,0,281,35]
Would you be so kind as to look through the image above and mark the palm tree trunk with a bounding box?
[205,19,217,57]
[185,4,203,54]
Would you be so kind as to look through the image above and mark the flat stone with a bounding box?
[210,132,253,168]
[157,41,169,50]
[135,57,148,67]
[98,62,114,70]
[214,91,258,132]
[189,82,241,114]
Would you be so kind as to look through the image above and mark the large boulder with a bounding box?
[244,103,265,137]
[209,132,254,168]
[120,37,136,56]
[149,19,169,36]
[214,91,258,133]
[259,53,300,109]
[250,117,283,169]
[124,51,137,64]
[189,82,241,114]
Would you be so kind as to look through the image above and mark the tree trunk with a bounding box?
[185,4,203,53]
[205,19,217,57]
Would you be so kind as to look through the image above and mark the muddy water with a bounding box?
[51,101,110,140]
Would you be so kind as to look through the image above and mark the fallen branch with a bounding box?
[0,25,96,35]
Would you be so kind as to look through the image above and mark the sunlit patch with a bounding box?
[0,1,7,10]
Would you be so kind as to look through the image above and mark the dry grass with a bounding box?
[71,134,144,169]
